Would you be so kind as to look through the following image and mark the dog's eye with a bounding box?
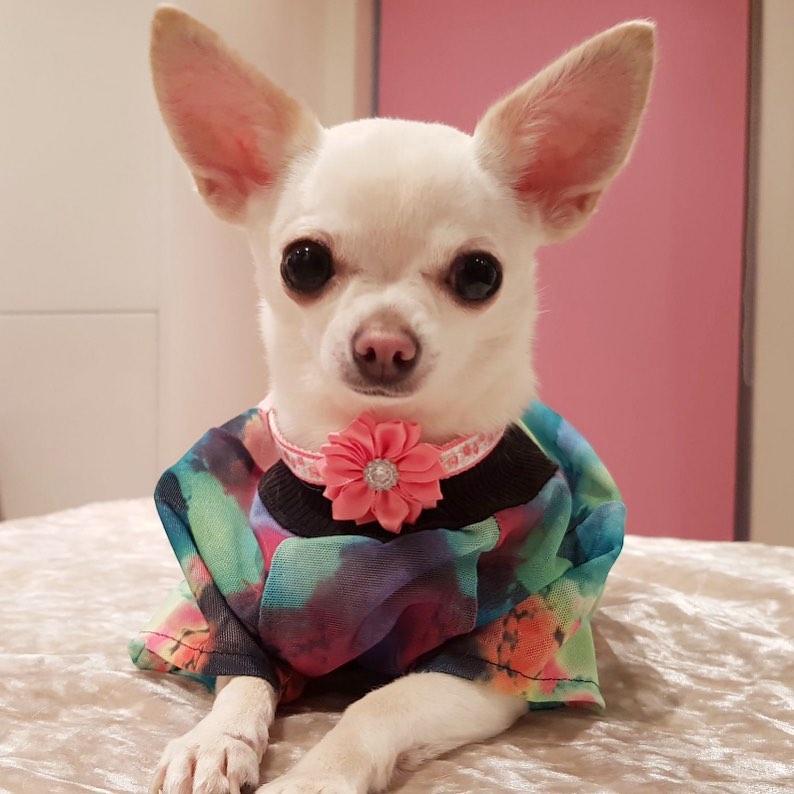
[281,240,334,295]
[448,252,502,303]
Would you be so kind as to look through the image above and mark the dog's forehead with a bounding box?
[292,119,502,238]
[320,117,472,167]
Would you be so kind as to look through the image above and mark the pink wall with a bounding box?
[379,0,748,540]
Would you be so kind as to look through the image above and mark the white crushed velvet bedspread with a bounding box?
[0,499,792,793]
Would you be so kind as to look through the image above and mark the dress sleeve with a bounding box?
[129,410,305,703]
[129,578,304,701]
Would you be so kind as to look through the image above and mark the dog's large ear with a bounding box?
[150,7,322,223]
[474,22,655,243]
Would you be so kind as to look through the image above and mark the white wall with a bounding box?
[0,1,373,519]
[750,0,794,546]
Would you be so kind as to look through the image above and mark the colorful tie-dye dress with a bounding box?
[130,400,624,709]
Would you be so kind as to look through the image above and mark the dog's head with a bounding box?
[150,8,655,446]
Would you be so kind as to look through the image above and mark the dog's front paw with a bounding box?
[255,775,360,794]
[152,725,265,794]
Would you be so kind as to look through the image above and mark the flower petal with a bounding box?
[373,420,411,459]
[317,457,364,487]
[354,508,377,526]
[327,414,376,458]
[323,482,343,500]
[372,489,411,533]
[396,445,445,478]
[396,479,443,507]
[404,498,424,525]
[330,480,375,522]
[321,442,366,466]
[403,421,423,450]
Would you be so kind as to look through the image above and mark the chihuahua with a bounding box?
[146,7,655,794]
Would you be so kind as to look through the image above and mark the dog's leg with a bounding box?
[152,675,277,794]
[257,672,525,794]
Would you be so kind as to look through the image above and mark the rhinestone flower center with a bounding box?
[363,458,399,491]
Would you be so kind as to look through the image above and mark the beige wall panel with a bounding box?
[0,1,161,313]
[750,0,794,546]
[0,314,157,519]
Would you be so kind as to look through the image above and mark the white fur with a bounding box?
[251,118,541,448]
[148,8,655,793]
[256,673,527,793]
[151,676,276,794]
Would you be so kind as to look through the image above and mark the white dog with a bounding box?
[146,8,655,793]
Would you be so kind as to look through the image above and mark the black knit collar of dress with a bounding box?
[257,424,558,542]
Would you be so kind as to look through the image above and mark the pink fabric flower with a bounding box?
[315,414,445,533]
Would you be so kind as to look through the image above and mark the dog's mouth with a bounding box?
[339,369,428,400]
[346,380,421,399]
[352,386,412,399]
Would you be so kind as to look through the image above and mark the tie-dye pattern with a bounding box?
[130,401,624,709]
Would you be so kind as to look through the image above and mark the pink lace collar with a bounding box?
[264,408,503,534]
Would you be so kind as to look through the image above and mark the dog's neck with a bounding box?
[268,386,514,451]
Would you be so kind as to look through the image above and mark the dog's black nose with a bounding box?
[352,327,420,385]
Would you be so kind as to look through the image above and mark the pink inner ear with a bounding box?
[156,35,280,189]
[517,116,625,197]
[514,53,639,200]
